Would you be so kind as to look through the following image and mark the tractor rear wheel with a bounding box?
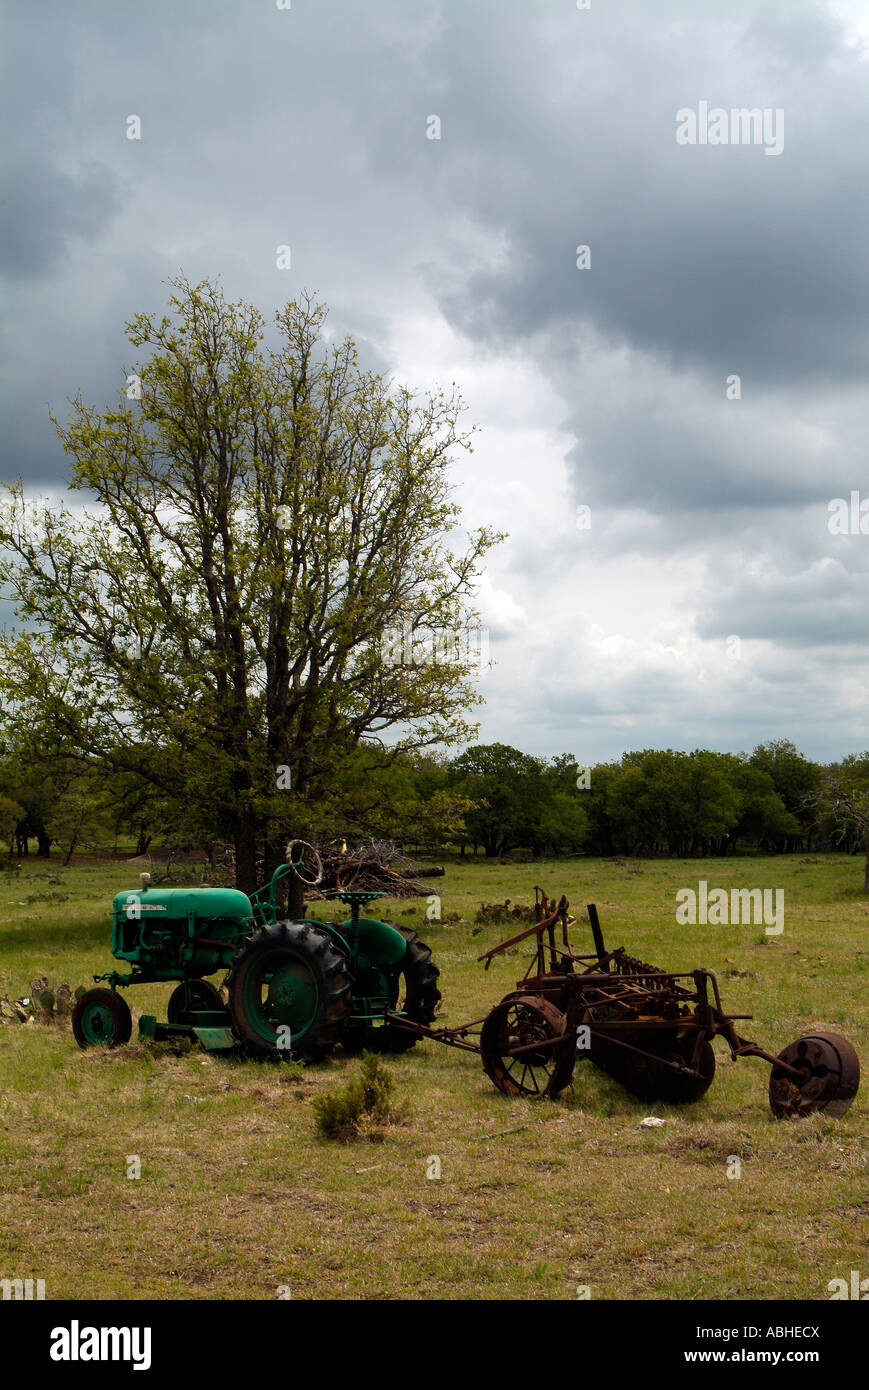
[227,921,352,1061]
[343,926,441,1054]
[72,989,133,1049]
[167,978,224,1023]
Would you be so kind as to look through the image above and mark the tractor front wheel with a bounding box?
[227,921,352,1061]
[72,989,133,1049]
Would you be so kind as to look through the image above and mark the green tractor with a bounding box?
[71,842,440,1060]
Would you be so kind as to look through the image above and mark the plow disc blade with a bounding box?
[769,1032,860,1119]
[622,1037,716,1105]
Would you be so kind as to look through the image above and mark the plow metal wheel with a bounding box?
[769,1032,860,1119]
[480,994,574,1098]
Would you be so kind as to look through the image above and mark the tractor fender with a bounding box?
[310,916,407,968]
[353,918,407,967]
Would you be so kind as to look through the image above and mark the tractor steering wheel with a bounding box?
[285,839,324,885]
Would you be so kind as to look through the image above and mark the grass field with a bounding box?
[0,852,867,1301]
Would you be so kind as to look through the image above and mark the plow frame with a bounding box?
[385,888,859,1114]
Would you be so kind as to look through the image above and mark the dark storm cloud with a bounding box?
[695,553,869,647]
[426,1,869,387]
[0,0,441,485]
[0,156,120,278]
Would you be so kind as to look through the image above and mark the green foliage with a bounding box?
[44,774,117,865]
[312,1052,405,1141]
[604,749,740,855]
[449,742,588,857]
[446,742,826,859]
[0,793,24,843]
[749,739,821,831]
[304,746,473,851]
[450,743,540,858]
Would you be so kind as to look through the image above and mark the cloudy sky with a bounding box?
[3,0,869,765]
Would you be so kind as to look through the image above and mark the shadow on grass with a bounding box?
[0,915,107,954]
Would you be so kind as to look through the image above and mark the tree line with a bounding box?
[3,737,869,870]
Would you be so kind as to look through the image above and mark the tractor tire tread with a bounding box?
[227,919,353,1062]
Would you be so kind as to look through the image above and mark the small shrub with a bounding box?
[474,899,535,926]
[356,1050,396,1121]
[276,1058,309,1084]
[313,1052,406,1141]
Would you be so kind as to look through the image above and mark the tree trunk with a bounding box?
[262,832,307,919]
[286,873,306,919]
[278,835,304,918]
[233,811,259,895]
[263,834,282,884]
[863,833,869,893]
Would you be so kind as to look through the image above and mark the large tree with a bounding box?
[0,277,499,903]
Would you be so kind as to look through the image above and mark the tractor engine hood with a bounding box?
[112,886,253,921]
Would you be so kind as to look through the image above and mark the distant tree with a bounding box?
[0,793,24,850]
[719,755,801,851]
[813,753,869,890]
[604,750,739,856]
[527,790,589,856]
[749,739,821,847]
[578,761,621,855]
[45,772,116,866]
[450,743,543,857]
[0,738,77,857]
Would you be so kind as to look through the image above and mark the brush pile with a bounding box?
[306,840,443,900]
